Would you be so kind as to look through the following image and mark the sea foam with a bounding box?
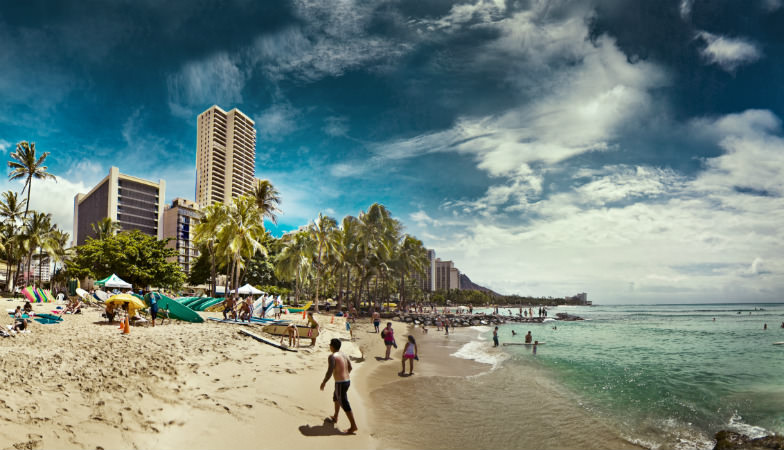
[451,340,508,369]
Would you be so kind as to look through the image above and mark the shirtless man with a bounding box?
[223,296,237,320]
[320,338,358,434]
[372,310,381,333]
[525,331,533,344]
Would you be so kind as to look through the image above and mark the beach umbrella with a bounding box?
[106,293,146,309]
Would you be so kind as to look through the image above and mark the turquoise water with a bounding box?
[488,303,784,448]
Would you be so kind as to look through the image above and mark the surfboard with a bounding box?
[239,329,298,352]
[262,323,319,338]
[145,293,204,323]
[287,301,312,313]
[774,342,784,345]
[502,342,545,346]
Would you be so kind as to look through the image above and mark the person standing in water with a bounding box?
[400,335,418,375]
[493,326,499,347]
[321,338,358,434]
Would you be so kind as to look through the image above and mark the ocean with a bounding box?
[369,303,784,449]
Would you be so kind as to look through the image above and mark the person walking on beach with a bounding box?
[372,310,380,333]
[400,335,418,375]
[149,292,159,327]
[444,318,450,336]
[381,322,396,360]
[346,317,354,340]
[320,338,358,434]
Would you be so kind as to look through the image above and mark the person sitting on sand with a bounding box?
[525,331,532,344]
[105,303,117,323]
[23,301,33,314]
[12,306,27,333]
[400,335,418,376]
[307,311,319,346]
[382,322,396,360]
[320,338,358,434]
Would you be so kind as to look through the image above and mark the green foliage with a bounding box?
[187,245,211,286]
[245,256,277,287]
[66,230,185,290]
[257,285,291,297]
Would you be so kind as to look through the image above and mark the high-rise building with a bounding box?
[73,167,165,246]
[195,105,257,209]
[435,258,461,291]
[162,198,201,275]
[412,249,437,292]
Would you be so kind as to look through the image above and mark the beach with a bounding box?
[0,300,378,449]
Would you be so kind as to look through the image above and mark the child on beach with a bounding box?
[381,322,395,360]
[346,318,353,340]
[320,338,358,434]
[400,335,418,375]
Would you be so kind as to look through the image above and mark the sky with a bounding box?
[1,0,783,303]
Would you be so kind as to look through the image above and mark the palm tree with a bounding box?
[91,217,121,240]
[392,235,428,310]
[275,229,315,304]
[0,190,26,290]
[221,196,267,296]
[8,141,57,219]
[309,213,337,312]
[43,229,71,291]
[250,179,282,226]
[194,202,229,296]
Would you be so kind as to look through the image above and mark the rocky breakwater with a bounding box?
[555,312,584,321]
[713,431,784,450]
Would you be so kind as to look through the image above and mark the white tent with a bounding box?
[237,284,264,295]
[215,284,265,295]
[96,273,132,289]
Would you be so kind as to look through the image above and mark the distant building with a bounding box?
[73,167,165,246]
[435,258,461,291]
[195,105,257,209]
[162,198,201,275]
[566,292,590,305]
[31,254,51,283]
[412,249,437,292]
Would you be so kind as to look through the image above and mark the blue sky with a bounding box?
[1,0,783,303]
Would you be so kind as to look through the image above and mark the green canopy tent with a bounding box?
[94,274,133,289]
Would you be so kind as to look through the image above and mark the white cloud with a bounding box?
[762,0,783,11]
[679,0,694,20]
[322,116,349,137]
[167,52,246,117]
[410,109,784,302]
[696,31,762,72]
[255,103,301,141]
[0,139,11,153]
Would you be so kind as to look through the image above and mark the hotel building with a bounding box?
[73,167,165,246]
[195,105,257,208]
[162,198,201,275]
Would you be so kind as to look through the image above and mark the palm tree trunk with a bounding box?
[209,242,216,297]
[295,263,301,304]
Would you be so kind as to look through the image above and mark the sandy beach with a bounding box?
[0,299,380,450]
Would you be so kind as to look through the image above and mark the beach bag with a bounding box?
[380,329,387,340]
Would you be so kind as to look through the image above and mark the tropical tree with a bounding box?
[8,141,56,219]
[221,196,267,296]
[0,190,26,290]
[275,229,315,304]
[250,179,281,226]
[22,211,55,287]
[391,235,429,310]
[193,202,229,296]
[43,229,71,290]
[309,213,337,312]
[91,217,121,240]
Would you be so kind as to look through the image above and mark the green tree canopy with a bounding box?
[66,230,185,290]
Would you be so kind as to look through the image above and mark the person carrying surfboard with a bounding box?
[320,338,358,434]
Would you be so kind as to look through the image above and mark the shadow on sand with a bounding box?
[299,418,347,437]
